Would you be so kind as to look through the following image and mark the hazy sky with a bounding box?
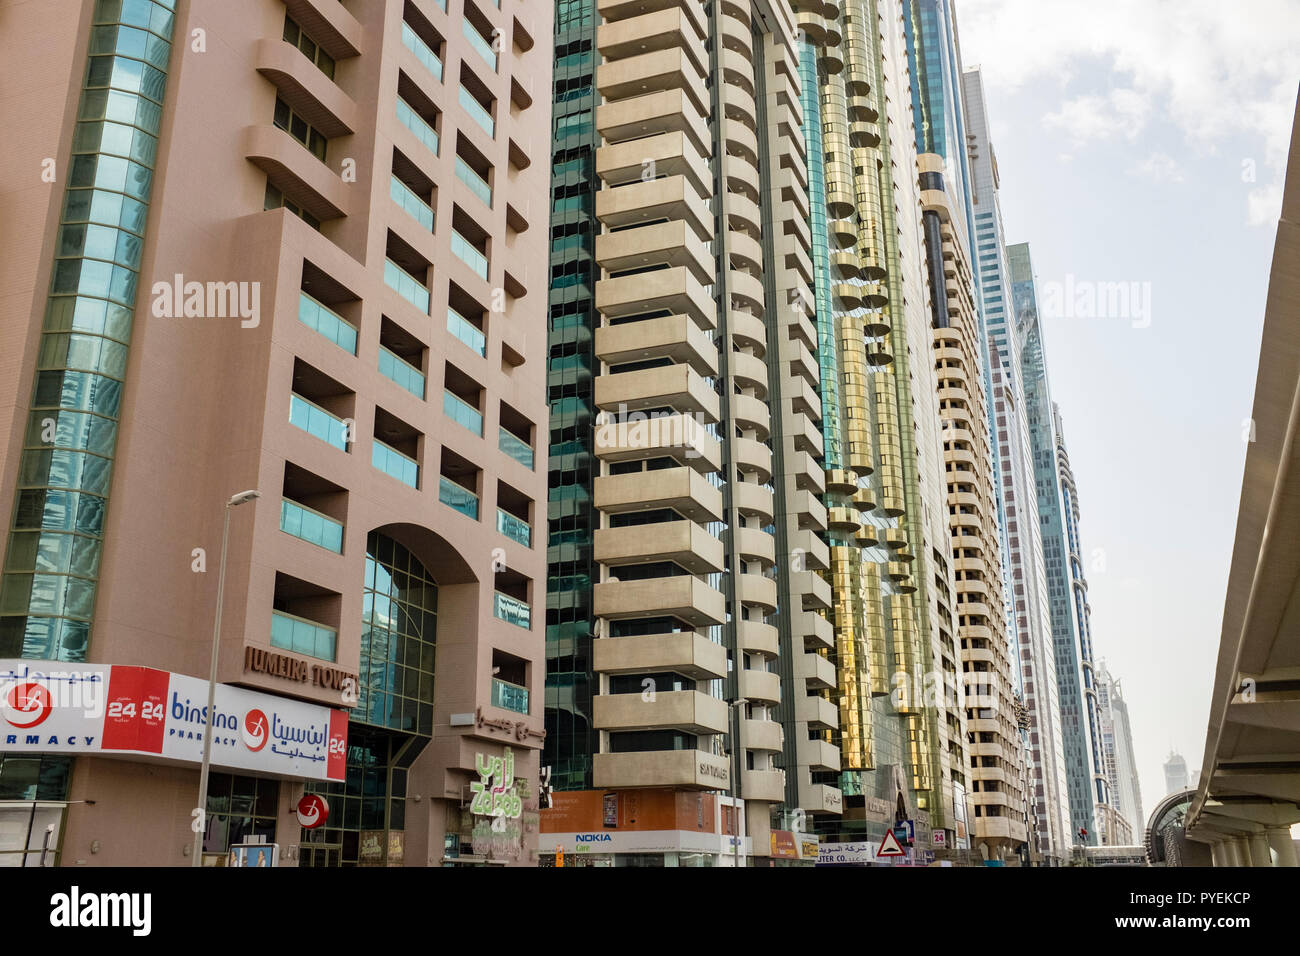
[956,0,1300,819]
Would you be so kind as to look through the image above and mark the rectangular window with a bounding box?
[496,508,530,546]
[273,97,327,161]
[459,85,494,137]
[289,393,349,451]
[264,182,321,230]
[372,439,420,488]
[384,258,430,313]
[400,20,443,82]
[297,292,357,354]
[271,610,338,661]
[379,345,426,399]
[390,175,434,231]
[498,426,533,468]
[493,591,530,629]
[439,476,479,519]
[279,499,343,553]
[490,677,529,714]
[447,307,486,356]
[443,390,483,435]
[283,14,336,79]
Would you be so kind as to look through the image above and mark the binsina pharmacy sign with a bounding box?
[0,660,347,782]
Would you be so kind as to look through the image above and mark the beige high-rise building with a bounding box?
[0,0,551,866]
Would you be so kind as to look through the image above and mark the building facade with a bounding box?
[1096,662,1144,840]
[1005,241,1074,862]
[0,0,552,866]
[1163,750,1189,796]
[543,0,833,866]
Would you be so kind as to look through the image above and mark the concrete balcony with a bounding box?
[730,351,769,398]
[595,518,723,573]
[594,465,723,523]
[594,575,725,626]
[594,689,728,734]
[594,632,728,680]
[598,0,707,38]
[797,736,841,772]
[742,717,784,753]
[594,311,716,376]
[733,436,773,484]
[728,268,765,314]
[732,393,771,441]
[789,450,825,492]
[798,780,844,814]
[593,412,722,472]
[596,129,711,200]
[594,749,730,790]
[788,529,830,570]
[597,266,715,330]
[740,668,781,705]
[729,310,767,355]
[596,88,710,154]
[597,6,709,70]
[795,693,838,729]
[255,37,358,138]
[734,526,776,568]
[791,570,832,610]
[737,572,778,613]
[595,363,720,421]
[595,176,712,241]
[790,608,832,655]
[738,619,779,657]
[796,651,837,690]
[732,480,775,524]
[596,47,708,115]
[788,490,827,533]
[595,219,713,284]
[742,768,785,803]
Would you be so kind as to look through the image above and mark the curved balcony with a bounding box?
[832,250,862,279]
[732,393,771,441]
[819,43,844,74]
[721,46,755,95]
[743,718,784,753]
[733,480,775,524]
[833,282,862,311]
[730,351,769,398]
[724,190,763,236]
[827,506,860,532]
[729,268,765,314]
[733,436,773,484]
[829,216,857,247]
[728,309,767,356]
[729,230,763,273]
[854,523,879,547]
[884,527,908,551]
[723,83,757,131]
[740,669,781,705]
[244,124,348,221]
[735,526,776,568]
[723,117,760,166]
[720,13,752,59]
[738,572,778,613]
[825,468,858,494]
[739,619,779,657]
[255,38,358,139]
[852,486,877,511]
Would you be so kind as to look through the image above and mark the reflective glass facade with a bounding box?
[0,0,176,663]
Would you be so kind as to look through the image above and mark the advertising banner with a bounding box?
[0,660,346,782]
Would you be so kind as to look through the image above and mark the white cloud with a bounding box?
[1247,184,1284,227]
[1044,89,1150,143]
[960,0,1299,220]
[1129,151,1186,183]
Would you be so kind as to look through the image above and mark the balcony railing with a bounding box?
[401,21,443,82]
[385,257,430,313]
[271,610,338,662]
[379,345,426,399]
[496,508,530,547]
[443,390,483,436]
[390,175,434,232]
[439,476,479,519]
[372,439,419,488]
[494,591,531,629]
[451,230,488,280]
[280,498,344,553]
[498,426,533,469]
[491,677,529,715]
[455,156,492,207]
[289,393,350,451]
[298,292,357,354]
[396,96,439,154]
[458,85,494,137]
[462,19,498,72]
[447,307,486,356]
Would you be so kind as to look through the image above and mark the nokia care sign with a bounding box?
[0,660,347,782]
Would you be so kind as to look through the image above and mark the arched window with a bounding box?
[360,532,437,736]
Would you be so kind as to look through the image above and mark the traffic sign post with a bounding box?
[877,829,907,858]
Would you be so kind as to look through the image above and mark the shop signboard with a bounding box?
[0,659,347,781]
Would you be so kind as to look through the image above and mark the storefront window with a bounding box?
[202,772,279,857]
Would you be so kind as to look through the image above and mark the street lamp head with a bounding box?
[228,490,261,507]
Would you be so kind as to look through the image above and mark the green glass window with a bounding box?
[493,591,530,629]
[384,258,430,313]
[372,440,419,489]
[279,498,343,553]
[273,96,327,161]
[395,97,439,155]
[289,393,350,451]
[447,308,485,356]
[442,391,482,436]
[496,508,530,547]
[264,182,321,230]
[283,13,336,79]
[378,346,425,399]
[438,476,478,519]
[498,426,533,469]
[271,610,338,661]
[491,678,528,715]
[461,19,497,71]
[458,85,494,137]
[451,230,488,280]
[455,156,492,207]
[401,21,443,82]
[297,292,356,353]
[360,533,436,735]
[389,175,434,232]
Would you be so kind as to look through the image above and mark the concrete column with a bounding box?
[1209,841,1225,867]
[1248,832,1272,867]
[1221,839,1240,866]
[1232,837,1252,866]
[1267,827,1298,867]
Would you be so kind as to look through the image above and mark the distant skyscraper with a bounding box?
[1164,751,1190,795]
[1097,663,1144,836]
[1006,242,1074,862]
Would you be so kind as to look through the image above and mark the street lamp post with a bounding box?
[191,489,260,867]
